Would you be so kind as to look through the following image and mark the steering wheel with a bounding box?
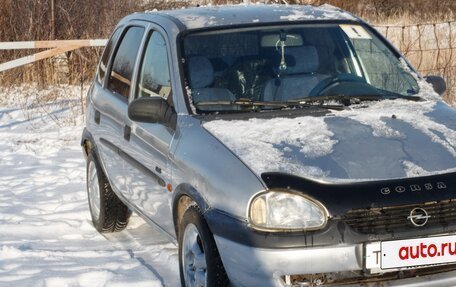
[308,74,367,97]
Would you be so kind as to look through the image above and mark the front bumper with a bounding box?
[214,235,456,287]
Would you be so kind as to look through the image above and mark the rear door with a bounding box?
[91,23,146,194]
[122,26,176,237]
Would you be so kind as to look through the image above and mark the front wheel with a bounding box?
[179,205,229,287]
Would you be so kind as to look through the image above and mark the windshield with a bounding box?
[182,23,420,113]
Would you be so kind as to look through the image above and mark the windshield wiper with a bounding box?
[288,95,382,105]
[375,90,423,101]
[195,98,345,111]
[195,99,289,109]
[288,93,422,106]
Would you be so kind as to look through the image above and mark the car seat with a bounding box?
[187,56,236,104]
[262,46,329,101]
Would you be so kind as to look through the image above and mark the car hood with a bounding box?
[203,99,456,183]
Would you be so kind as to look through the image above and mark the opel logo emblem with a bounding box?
[407,207,431,227]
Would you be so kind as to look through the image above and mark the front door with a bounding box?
[122,29,175,237]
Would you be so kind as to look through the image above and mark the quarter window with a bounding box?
[136,32,172,99]
[97,28,122,84]
[108,26,145,99]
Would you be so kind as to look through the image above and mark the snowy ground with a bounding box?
[0,86,179,287]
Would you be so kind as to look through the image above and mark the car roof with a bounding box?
[129,4,359,31]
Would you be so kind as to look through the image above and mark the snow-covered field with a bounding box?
[0,86,179,287]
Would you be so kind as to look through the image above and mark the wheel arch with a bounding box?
[172,183,211,239]
[81,128,98,159]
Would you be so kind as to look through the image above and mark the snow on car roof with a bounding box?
[141,4,358,30]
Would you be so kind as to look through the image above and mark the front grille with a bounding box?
[285,264,456,286]
[343,199,456,234]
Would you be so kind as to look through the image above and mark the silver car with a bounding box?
[81,4,456,287]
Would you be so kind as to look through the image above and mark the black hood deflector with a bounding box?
[262,172,456,216]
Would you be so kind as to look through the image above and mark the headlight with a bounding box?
[248,190,328,231]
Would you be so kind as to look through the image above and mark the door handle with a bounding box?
[124,125,131,141]
[94,109,101,124]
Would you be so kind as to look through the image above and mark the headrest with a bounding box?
[285,46,319,74]
[188,56,214,89]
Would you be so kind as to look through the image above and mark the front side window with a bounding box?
[136,32,172,99]
[108,26,145,99]
[182,24,420,114]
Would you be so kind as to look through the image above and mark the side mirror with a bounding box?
[128,97,176,130]
[425,75,447,96]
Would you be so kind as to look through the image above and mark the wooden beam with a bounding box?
[0,39,107,50]
[0,39,107,73]
[0,45,81,72]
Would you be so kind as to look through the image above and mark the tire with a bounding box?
[179,204,230,287]
[86,150,131,233]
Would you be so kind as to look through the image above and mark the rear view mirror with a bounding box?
[128,97,176,130]
[425,75,447,96]
[261,34,303,47]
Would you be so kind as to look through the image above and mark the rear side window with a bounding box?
[108,26,145,99]
[97,28,122,84]
[136,32,172,99]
